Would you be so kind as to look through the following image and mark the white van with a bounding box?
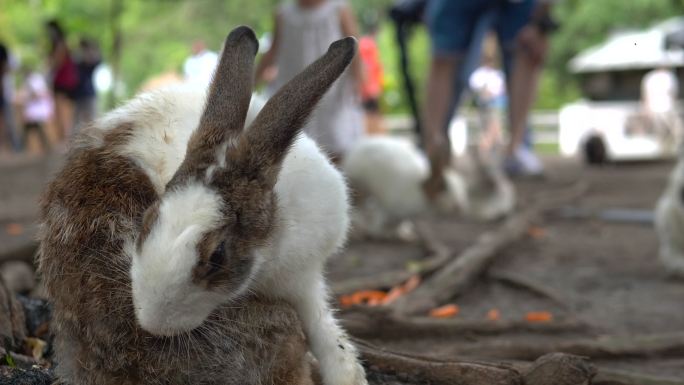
[559,18,684,163]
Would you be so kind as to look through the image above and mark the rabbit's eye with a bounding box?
[206,241,226,276]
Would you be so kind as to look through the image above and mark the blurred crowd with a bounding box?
[245,0,559,180]
[175,0,559,178]
[2,0,682,189]
[0,20,100,157]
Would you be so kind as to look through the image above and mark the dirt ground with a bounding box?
[1,153,684,380]
[0,154,63,258]
[329,158,684,380]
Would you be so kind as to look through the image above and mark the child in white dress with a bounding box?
[257,0,364,162]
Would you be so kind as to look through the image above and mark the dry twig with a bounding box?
[391,182,588,315]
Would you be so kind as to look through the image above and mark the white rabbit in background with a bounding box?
[656,157,684,278]
[343,135,515,239]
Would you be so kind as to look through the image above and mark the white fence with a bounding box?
[385,110,560,146]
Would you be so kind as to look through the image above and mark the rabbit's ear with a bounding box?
[168,26,258,188]
[231,37,357,186]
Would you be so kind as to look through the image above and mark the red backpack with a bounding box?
[54,53,79,92]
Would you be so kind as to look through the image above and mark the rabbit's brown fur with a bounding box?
[39,111,312,385]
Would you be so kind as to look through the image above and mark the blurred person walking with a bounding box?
[72,38,101,134]
[506,1,555,176]
[1,42,21,153]
[46,20,78,145]
[359,21,385,135]
[421,0,556,197]
[17,66,53,153]
[469,38,506,154]
[256,0,364,163]
[183,40,218,87]
[641,66,682,145]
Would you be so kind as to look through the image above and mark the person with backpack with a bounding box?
[46,19,78,145]
[72,38,101,134]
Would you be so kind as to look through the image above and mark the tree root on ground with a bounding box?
[593,368,684,385]
[390,182,588,315]
[446,332,684,361]
[332,222,453,296]
[487,269,572,309]
[357,339,596,385]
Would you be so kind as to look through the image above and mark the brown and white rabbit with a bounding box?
[343,136,515,239]
[39,27,366,385]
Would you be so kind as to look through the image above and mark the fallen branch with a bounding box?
[332,238,452,295]
[449,332,684,361]
[488,269,571,309]
[391,182,588,315]
[356,338,522,385]
[521,352,596,385]
[356,339,596,385]
[594,368,684,385]
[412,220,452,257]
[331,256,448,296]
[341,307,588,340]
[333,270,419,297]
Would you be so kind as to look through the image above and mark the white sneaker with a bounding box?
[504,146,544,177]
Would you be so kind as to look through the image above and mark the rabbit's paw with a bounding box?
[319,341,368,385]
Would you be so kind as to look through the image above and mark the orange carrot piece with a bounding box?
[381,275,422,305]
[351,290,387,304]
[339,295,355,307]
[403,275,421,292]
[486,308,501,321]
[525,311,553,323]
[5,223,24,236]
[429,304,460,318]
[527,226,545,239]
[381,287,404,305]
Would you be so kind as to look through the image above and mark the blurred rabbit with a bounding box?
[39,27,366,385]
[463,145,516,222]
[343,136,515,239]
[655,157,684,278]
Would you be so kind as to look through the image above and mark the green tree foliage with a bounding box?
[0,0,683,111]
[0,0,279,99]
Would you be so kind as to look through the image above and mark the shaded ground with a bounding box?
[330,158,684,380]
[1,153,683,380]
[0,154,63,257]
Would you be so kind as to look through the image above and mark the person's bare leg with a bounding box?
[53,94,74,143]
[506,53,542,157]
[422,55,460,198]
[364,111,385,135]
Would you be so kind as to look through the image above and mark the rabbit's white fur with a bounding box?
[101,86,363,385]
[131,183,227,332]
[462,150,516,222]
[655,158,684,278]
[343,136,468,237]
[343,136,515,237]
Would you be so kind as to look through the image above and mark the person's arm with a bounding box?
[255,12,281,85]
[339,4,364,94]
